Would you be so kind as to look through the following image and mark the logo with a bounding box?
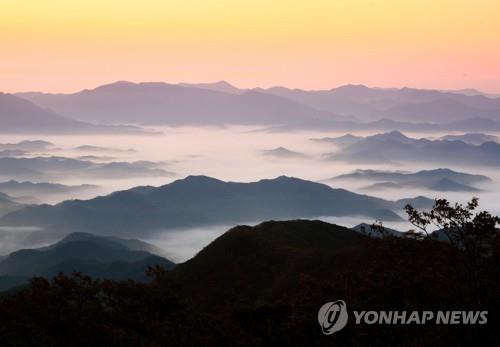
[317,300,348,334]
[318,300,488,335]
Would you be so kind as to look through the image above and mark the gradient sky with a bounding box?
[1,0,499,93]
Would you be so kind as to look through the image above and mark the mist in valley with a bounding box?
[2,125,500,261]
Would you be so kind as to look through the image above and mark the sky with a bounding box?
[1,0,499,93]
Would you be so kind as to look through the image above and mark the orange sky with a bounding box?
[1,0,499,93]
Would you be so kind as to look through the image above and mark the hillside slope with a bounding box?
[0,176,428,234]
[171,220,373,309]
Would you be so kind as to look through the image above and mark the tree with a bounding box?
[405,197,499,310]
[405,197,500,255]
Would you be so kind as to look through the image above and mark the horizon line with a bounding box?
[6,79,500,97]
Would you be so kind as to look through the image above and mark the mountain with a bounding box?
[74,145,136,153]
[16,81,345,126]
[0,156,173,181]
[334,168,490,185]
[17,82,500,127]
[0,180,99,203]
[362,182,404,190]
[332,168,489,192]
[0,92,88,132]
[54,232,166,256]
[440,133,500,145]
[0,93,150,134]
[0,192,20,209]
[363,180,480,192]
[443,117,500,132]
[310,133,363,146]
[0,232,174,290]
[379,98,500,123]
[170,220,373,308]
[428,178,480,192]
[256,85,376,119]
[0,192,24,217]
[260,147,308,159]
[446,88,500,98]
[178,80,244,94]
[262,116,500,134]
[352,222,403,237]
[326,131,500,166]
[261,84,500,120]
[0,175,430,235]
[0,150,26,157]
[395,196,435,210]
[365,130,415,143]
[0,140,55,152]
[0,219,496,345]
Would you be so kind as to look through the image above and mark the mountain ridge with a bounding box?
[0,232,174,290]
[16,81,500,127]
[16,81,347,125]
[0,93,153,134]
[0,175,432,234]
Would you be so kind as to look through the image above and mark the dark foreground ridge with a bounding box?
[0,217,497,346]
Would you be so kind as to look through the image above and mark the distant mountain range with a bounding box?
[0,92,153,134]
[0,192,24,217]
[0,192,21,209]
[0,140,55,152]
[0,156,173,181]
[15,81,346,126]
[260,147,308,159]
[0,140,59,159]
[178,80,243,94]
[264,117,500,133]
[439,133,500,145]
[0,232,174,291]
[311,133,364,146]
[428,178,480,192]
[444,88,500,98]
[332,168,490,192]
[258,84,500,121]
[74,145,136,153]
[378,98,500,123]
[0,180,100,203]
[0,175,433,235]
[325,131,500,166]
[14,81,500,128]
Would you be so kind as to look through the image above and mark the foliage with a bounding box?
[0,201,498,346]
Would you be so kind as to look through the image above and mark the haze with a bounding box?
[1,0,500,264]
[2,125,500,260]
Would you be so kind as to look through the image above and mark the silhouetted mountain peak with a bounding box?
[479,141,500,150]
[429,178,479,192]
[0,175,411,233]
[88,81,175,93]
[212,80,235,88]
[333,84,371,91]
[177,80,242,94]
[101,80,136,88]
[268,175,300,182]
[367,130,410,142]
[261,147,307,158]
[0,232,174,288]
[178,175,225,184]
[0,192,18,206]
